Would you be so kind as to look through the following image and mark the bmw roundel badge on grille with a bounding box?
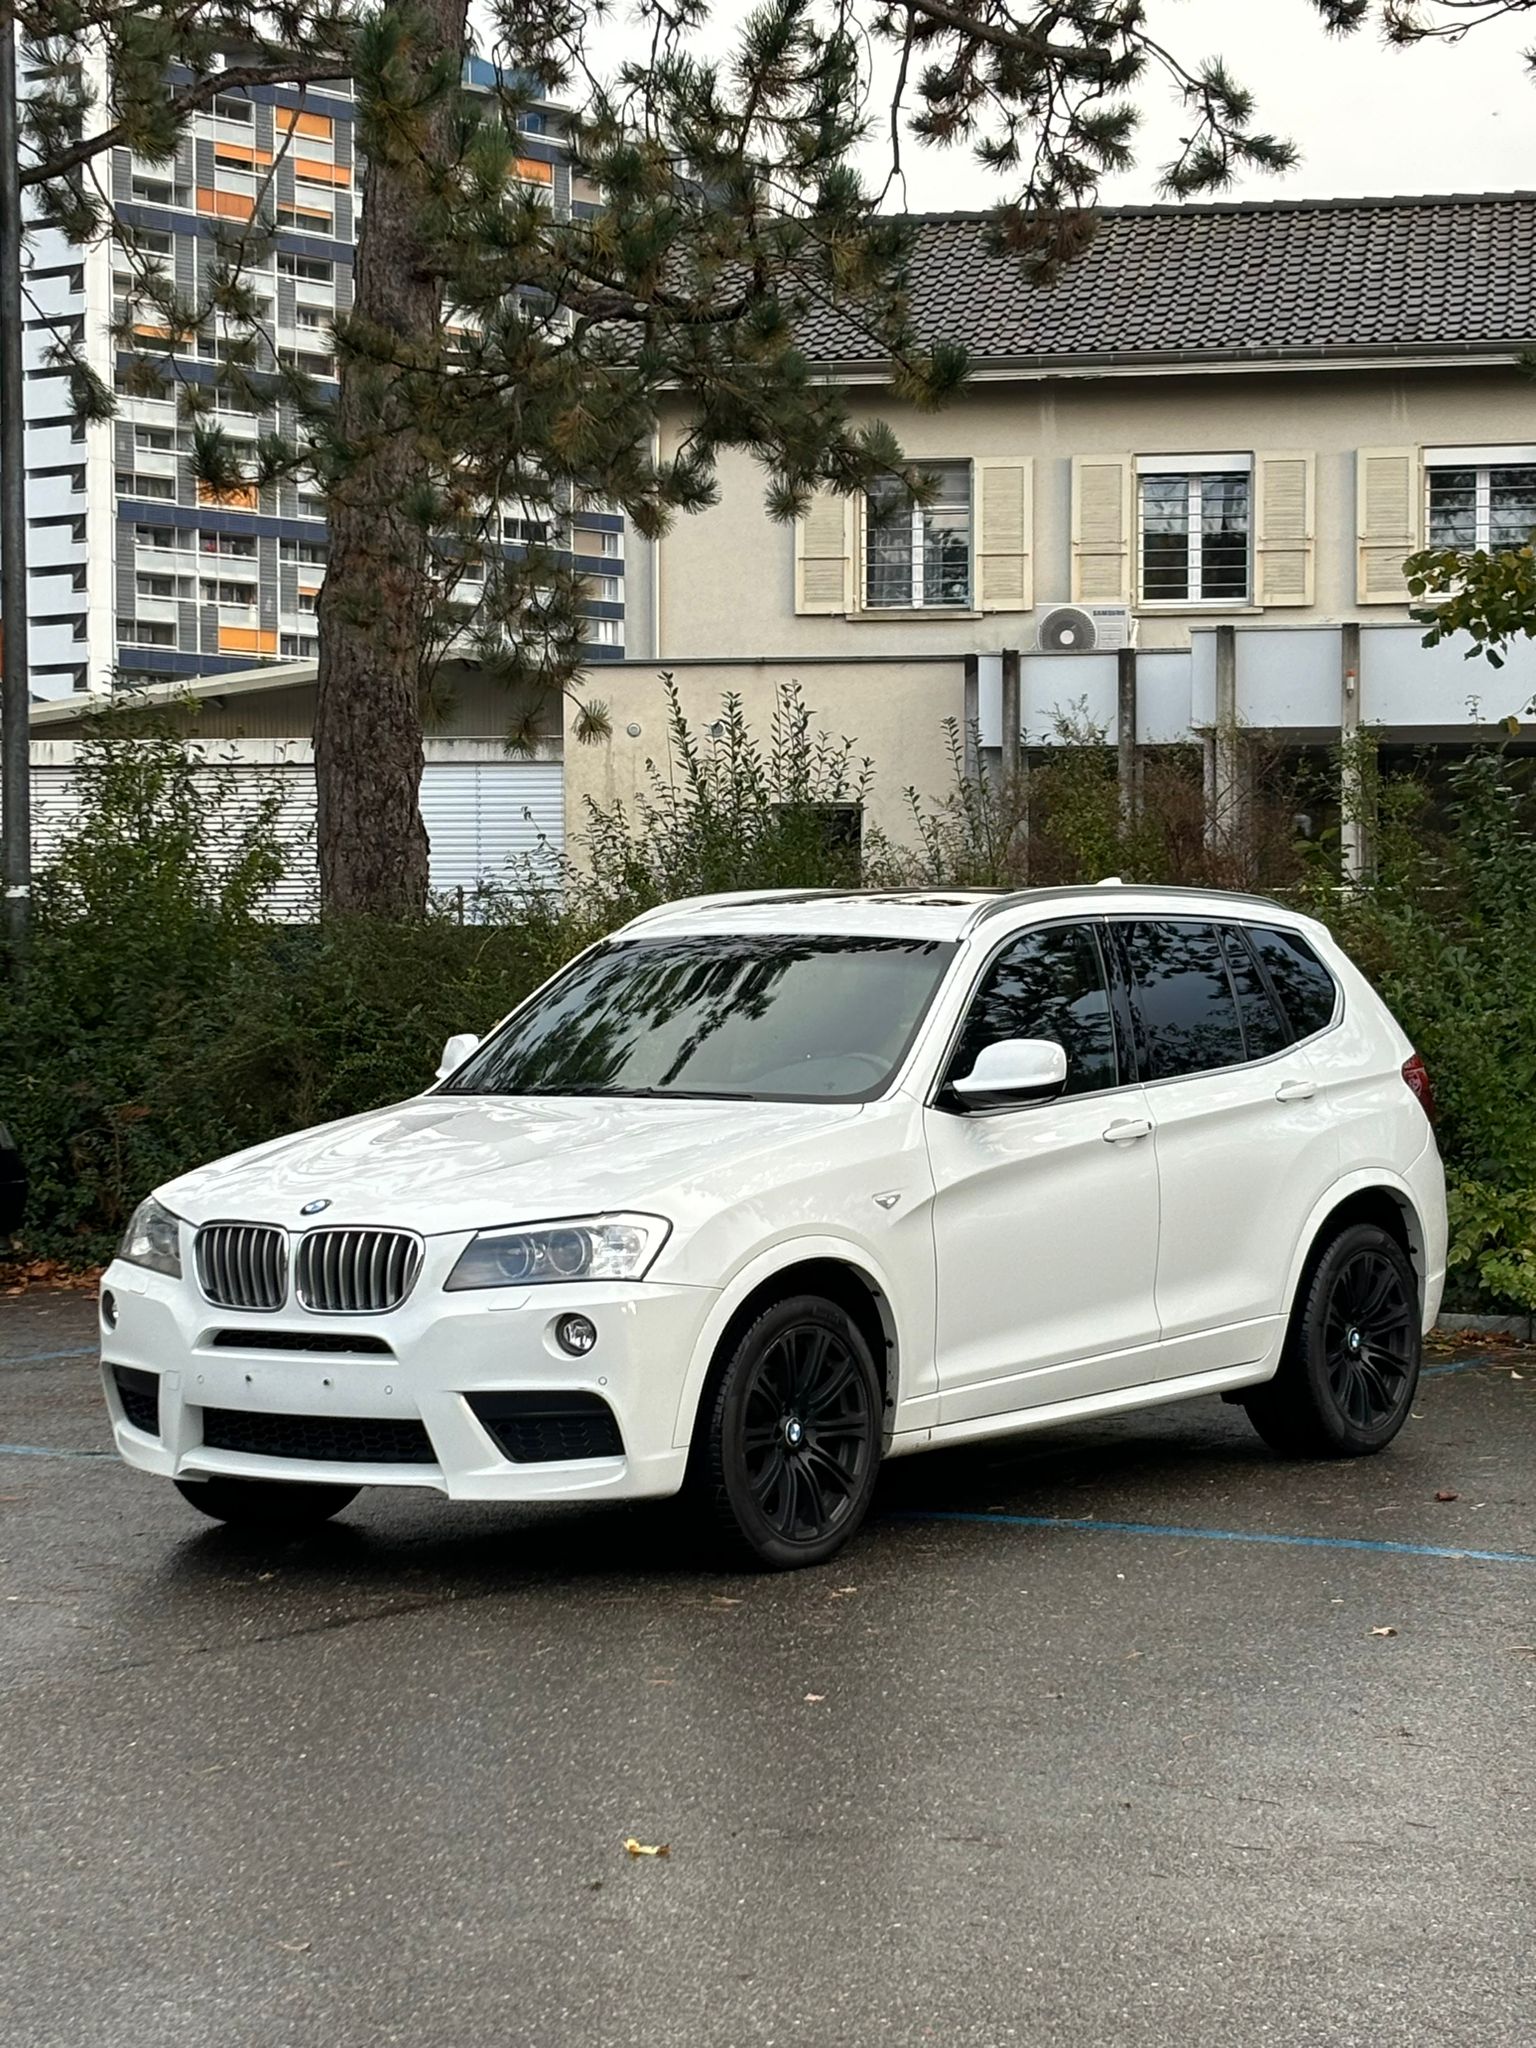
[300,1198,332,1216]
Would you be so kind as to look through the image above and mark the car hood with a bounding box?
[160,1094,867,1237]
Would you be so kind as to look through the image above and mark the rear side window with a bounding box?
[1249,926,1338,1040]
[1121,921,1245,1080]
[950,922,1118,1097]
[1219,925,1291,1060]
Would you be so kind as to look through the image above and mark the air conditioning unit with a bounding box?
[1034,603,1132,654]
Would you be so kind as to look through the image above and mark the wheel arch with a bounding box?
[670,1241,900,1453]
[1283,1174,1427,1329]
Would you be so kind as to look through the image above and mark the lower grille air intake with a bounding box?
[112,1365,160,1436]
[200,1408,435,1465]
[466,1392,625,1463]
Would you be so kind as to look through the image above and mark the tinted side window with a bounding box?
[1122,920,1245,1079]
[1220,925,1291,1060]
[951,923,1117,1097]
[1249,926,1338,1040]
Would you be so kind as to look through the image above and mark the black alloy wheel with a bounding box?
[1323,1244,1418,1429]
[692,1294,883,1569]
[1243,1221,1421,1458]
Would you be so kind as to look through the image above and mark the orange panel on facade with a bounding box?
[217,626,278,654]
[197,481,259,509]
[213,142,273,167]
[196,187,256,219]
[294,157,351,186]
[515,157,553,185]
[276,109,334,139]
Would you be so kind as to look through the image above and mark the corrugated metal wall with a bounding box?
[21,746,564,920]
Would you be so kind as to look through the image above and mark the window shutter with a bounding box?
[1254,452,1315,607]
[1071,457,1131,604]
[974,458,1033,612]
[1356,447,1421,604]
[794,488,853,614]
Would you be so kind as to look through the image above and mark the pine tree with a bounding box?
[12,1,1455,916]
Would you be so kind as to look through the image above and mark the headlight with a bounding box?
[119,1196,183,1279]
[444,1213,670,1292]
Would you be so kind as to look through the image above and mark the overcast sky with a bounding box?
[887,0,1536,212]
[576,0,1536,212]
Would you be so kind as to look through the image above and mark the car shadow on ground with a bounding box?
[133,1399,1281,1612]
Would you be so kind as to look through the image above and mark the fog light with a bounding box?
[101,1289,118,1331]
[555,1313,597,1357]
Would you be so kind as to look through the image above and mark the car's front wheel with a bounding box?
[1243,1221,1421,1458]
[691,1294,884,1569]
[173,1475,359,1528]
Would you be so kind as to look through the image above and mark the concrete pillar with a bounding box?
[1202,624,1255,880]
[1339,620,1373,885]
[1116,645,1138,824]
[1001,646,1027,880]
[962,653,980,787]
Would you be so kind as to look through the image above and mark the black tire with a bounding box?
[688,1294,883,1570]
[173,1475,359,1528]
[1243,1222,1421,1458]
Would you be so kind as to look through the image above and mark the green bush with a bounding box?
[0,732,563,1260]
[5,701,1536,1311]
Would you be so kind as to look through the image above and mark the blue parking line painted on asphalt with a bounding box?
[895,1510,1536,1568]
[1421,1355,1497,1378]
[1,1346,99,1366]
[0,1442,111,1459]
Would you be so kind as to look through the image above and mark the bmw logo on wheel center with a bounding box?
[300,1199,332,1216]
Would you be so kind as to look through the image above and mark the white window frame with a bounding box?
[1424,445,1536,552]
[1135,452,1253,607]
[862,460,973,613]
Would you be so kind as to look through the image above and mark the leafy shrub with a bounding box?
[6,701,1536,1312]
[0,733,561,1260]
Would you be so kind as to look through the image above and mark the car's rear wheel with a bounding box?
[173,1475,359,1528]
[1243,1221,1420,1458]
[691,1294,883,1569]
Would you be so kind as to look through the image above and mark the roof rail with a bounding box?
[962,880,1291,934]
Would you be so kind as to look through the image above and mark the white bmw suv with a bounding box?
[103,885,1446,1568]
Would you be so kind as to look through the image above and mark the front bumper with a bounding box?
[100,1257,716,1502]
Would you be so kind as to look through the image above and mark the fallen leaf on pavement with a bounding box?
[624,1838,670,1858]
[1369,1626,1399,1638]
[1434,1490,1459,1503]
[275,1940,311,1954]
[804,1692,826,1703]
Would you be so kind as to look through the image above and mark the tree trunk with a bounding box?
[314,0,470,918]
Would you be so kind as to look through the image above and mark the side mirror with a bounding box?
[951,1037,1068,1111]
[436,1032,481,1083]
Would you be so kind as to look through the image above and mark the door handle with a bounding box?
[1275,1079,1317,1102]
[1102,1117,1152,1143]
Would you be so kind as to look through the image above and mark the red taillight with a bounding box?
[1402,1052,1437,1124]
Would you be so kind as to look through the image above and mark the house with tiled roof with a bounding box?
[580,192,1536,865]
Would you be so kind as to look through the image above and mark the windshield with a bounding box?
[443,935,958,1103]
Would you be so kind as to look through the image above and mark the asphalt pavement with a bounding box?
[2,1289,1533,2048]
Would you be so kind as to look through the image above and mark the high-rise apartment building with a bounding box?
[16,49,625,701]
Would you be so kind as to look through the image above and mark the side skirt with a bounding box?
[890,1359,1278,1459]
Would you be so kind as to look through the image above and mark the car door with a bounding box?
[925,919,1162,1425]
[1111,918,1340,1380]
